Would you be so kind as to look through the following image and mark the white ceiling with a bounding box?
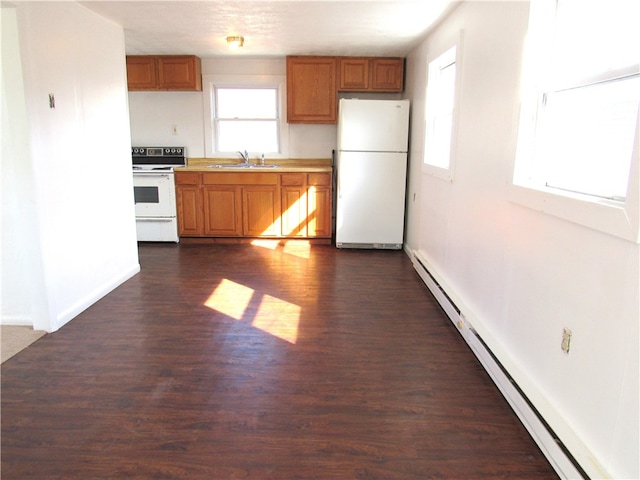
[80,0,458,59]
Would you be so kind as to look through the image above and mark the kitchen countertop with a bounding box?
[176,157,333,173]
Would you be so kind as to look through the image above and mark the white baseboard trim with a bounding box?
[1,315,33,326]
[409,249,589,480]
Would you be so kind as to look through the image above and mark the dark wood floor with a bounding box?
[2,242,557,479]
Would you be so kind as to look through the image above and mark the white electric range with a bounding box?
[132,147,186,242]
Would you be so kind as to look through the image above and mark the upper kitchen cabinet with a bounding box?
[126,55,202,91]
[370,58,404,91]
[338,57,370,90]
[338,57,404,92]
[126,56,157,90]
[286,55,404,123]
[286,56,338,124]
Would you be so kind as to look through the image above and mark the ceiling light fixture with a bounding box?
[226,36,244,49]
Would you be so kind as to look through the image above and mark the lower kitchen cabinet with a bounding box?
[281,174,307,237]
[281,186,307,237]
[176,172,203,236]
[280,173,332,238]
[203,185,242,236]
[308,181,332,237]
[203,173,279,237]
[175,171,330,239]
[243,186,281,236]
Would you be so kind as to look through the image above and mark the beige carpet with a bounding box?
[1,326,46,364]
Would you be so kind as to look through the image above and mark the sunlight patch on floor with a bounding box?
[282,240,311,259]
[204,279,253,320]
[250,239,280,250]
[253,294,301,344]
[204,278,301,343]
[250,239,311,259]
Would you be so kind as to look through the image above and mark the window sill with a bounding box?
[508,182,639,243]
[422,163,454,182]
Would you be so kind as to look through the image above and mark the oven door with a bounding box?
[133,173,176,218]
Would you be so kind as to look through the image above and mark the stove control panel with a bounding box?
[132,147,185,157]
[132,146,186,168]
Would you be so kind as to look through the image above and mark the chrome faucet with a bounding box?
[238,150,249,165]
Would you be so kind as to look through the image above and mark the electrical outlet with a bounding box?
[561,328,572,354]
[171,125,178,135]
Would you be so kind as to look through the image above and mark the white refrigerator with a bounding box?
[336,98,410,249]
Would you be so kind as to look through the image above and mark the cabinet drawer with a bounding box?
[175,172,200,185]
[308,173,331,186]
[281,173,305,186]
[203,172,278,185]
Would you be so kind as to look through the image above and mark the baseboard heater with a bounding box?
[411,253,587,480]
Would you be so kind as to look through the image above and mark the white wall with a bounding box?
[404,2,639,479]
[128,91,206,155]
[1,6,48,326]
[1,2,140,332]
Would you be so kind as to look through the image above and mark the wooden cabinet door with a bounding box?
[286,56,337,124]
[176,184,203,236]
[307,173,332,238]
[308,187,332,237]
[281,187,307,237]
[280,173,306,237]
[371,58,404,92]
[157,56,202,91]
[126,56,157,90]
[242,186,280,237]
[338,57,369,91]
[203,185,242,236]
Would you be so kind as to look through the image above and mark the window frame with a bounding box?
[510,0,640,243]
[422,32,463,182]
[203,74,289,159]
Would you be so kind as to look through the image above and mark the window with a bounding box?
[214,87,278,153]
[423,43,460,180]
[536,76,638,201]
[203,75,289,158]
[512,0,640,242]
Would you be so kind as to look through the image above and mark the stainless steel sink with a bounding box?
[206,164,278,169]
